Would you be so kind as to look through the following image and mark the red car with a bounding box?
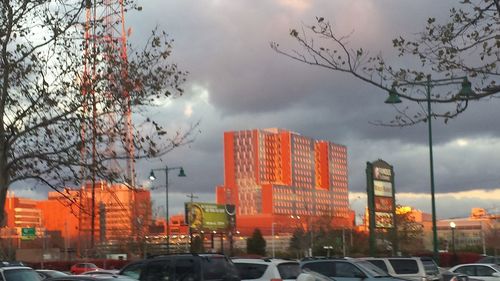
[70,263,98,275]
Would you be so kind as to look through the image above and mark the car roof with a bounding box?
[232,258,299,265]
[453,263,498,267]
[0,266,33,271]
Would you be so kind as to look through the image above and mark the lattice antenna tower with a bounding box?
[80,0,135,251]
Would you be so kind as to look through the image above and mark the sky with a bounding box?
[16,0,500,222]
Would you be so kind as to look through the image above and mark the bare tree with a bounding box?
[0,0,194,225]
[271,0,499,126]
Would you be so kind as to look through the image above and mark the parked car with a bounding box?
[441,271,483,281]
[119,253,240,281]
[70,263,99,275]
[45,276,136,281]
[81,270,119,276]
[37,269,69,279]
[232,258,301,281]
[300,258,409,281]
[359,256,441,281]
[477,257,500,266]
[297,271,333,281]
[0,266,42,281]
[449,263,500,281]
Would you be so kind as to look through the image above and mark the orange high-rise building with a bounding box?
[216,128,350,235]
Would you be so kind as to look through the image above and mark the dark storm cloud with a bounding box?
[121,0,500,215]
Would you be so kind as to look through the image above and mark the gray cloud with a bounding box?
[18,1,499,219]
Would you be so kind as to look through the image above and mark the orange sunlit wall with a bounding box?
[216,128,350,236]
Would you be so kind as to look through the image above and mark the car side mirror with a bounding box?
[492,273,500,277]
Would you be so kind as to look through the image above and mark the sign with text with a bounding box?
[185,202,236,231]
[373,180,393,197]
[374,196,393,212]
[375,212,394,228]
[367,159,396,230]
[21,227,36,240]
[374,167,392,181]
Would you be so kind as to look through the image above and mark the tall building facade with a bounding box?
[216,128,350,235]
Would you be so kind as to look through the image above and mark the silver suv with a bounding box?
[359,257,440,281]
[0,266,42,281]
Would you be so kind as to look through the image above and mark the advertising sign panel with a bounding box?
[374,167,392,181]
[21,227,36,240]
[185,202,236,231]
[373,180,392,197]
[375,212,394,228]
[374,196,393,212]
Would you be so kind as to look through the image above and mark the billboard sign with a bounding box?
[373,180,393,197]
[375,212,394,228]
[374,196,393,212]
[185,202,236,231]
[21,227,36,240]
[374,167,392,181]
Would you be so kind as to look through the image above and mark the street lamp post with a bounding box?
[323,245,333,257]
[149,165,186,254]
[271,222,277,258]
[385,75,474,262]
[450,222,456,254]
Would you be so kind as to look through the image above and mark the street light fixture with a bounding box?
[149,165,186,254]
[323,245,333,257]
[385,75,474,262]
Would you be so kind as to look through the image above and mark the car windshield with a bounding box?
[4,269,42,281]
[356,261,391,277]
[492,264,500,271]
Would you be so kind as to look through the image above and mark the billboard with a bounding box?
[374,197,393,212]
[375,212,394,228]
[185,202,236,231]
[366,159,396,230]
[373,180,392,197]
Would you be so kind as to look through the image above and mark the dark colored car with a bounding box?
[119,253,240,281]
[46,276,136,281]
[70,263,98,275]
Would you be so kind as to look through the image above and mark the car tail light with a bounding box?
[271,279,282,281]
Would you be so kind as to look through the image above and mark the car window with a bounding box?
[476,266,495,276]
[357,261,389,277]
[175,258,199,281]
[303,261,335,278]
[144,259,173,281]
[202,256,238,280]
[389,259,419,274]
[234,263,268,279]
[277,262,301,279]
[365,260,388,273]
[454,266,475,276]
[422,260,439,275]
[4,269,42,281]
[335,262,364,278]
[121,262,144,280]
